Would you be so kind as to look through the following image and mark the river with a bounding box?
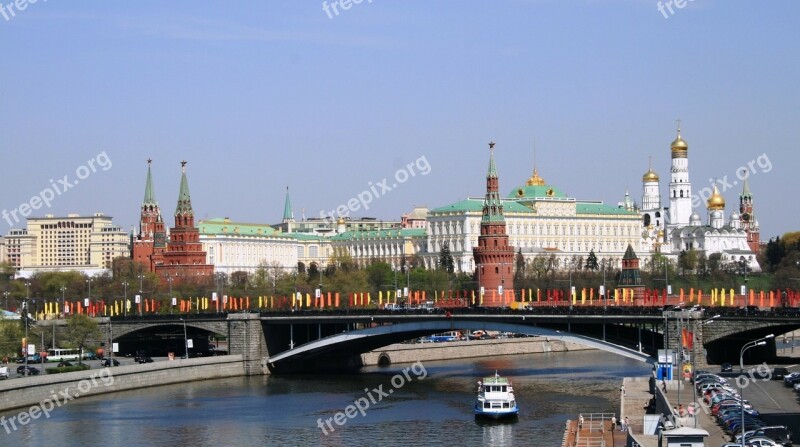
[1,350,652,447]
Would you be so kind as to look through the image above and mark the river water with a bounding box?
[2,350,651,447]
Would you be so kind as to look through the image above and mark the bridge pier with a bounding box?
[228,314,269,375]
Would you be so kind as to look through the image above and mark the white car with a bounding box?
[0,366,8,379]
[745,438,782,447]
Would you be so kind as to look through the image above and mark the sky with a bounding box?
[1,0,798,240]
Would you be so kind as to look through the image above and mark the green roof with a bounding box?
[432,198,533,214]
[331,228,426,240]
[576,203,638,216]
[508,184,568,199]
[199,218,280,237]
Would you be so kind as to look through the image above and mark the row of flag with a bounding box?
[18,287,800,320]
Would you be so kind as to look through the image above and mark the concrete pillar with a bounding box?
[227,314,269,375]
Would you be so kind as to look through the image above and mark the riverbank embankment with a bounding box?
[0,355,244,414]
[362,337,594,366]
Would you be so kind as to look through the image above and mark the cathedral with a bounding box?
[639,127,761,271]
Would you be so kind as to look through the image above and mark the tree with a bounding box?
[365,262,394,292]
[678,249,698,276]
[585,250,599,271]
[438,242,455,274]
[64,314,102,363]
[514,249,525,281]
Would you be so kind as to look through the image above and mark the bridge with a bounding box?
[35,307,800,374]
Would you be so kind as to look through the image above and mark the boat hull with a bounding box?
[474,406,519,419]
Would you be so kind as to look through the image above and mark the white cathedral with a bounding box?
[639,127,761,271]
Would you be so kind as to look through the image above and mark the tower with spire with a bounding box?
[156,161,214,283]
[739,170,760,252]
[133,159,166,272]
[667,122,693,229]
[282,186,295,231]
[473,142,515,307]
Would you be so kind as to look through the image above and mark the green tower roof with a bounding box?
[175,161,193,216]
[283,186,293,222]
[143,159,157,206]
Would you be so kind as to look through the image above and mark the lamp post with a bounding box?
[59,286,66,318]
[122,281,128,319]
[138,274,144,317]
[3,291,9,310]
[692,314,720,427]
[180,318,189,359]
[22,292,29,373]
[739,334,774,446]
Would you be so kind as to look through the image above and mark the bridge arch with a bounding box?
[102,321,228,357]
[267,319,652,373]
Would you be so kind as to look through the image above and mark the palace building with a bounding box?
[425,149,641,274]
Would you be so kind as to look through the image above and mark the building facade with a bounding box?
[426,166,641,273]
[199,218,297,275]
[2,213,129,276]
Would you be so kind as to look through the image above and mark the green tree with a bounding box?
[64,314,102,363]
[678,249,698,276]
[438,242,455,274]
[365,262,394,292]
[514,249,525,281]
[585,250,599,271]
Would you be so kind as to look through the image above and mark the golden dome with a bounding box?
[707,184,725,210]
[642,168,659,182]
[671,128,688,158]
[525,168,546,186]
[657,229,664,237]
[337,217,345,225]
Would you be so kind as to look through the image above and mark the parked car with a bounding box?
[744,437,783,447]
[721,362,733,372]
[735,426,792,446]
[57,361,73,367]
[770,367,790,380]
[0,366,8,379]
[101,358,120,367]
[16,366,40,376]
[783,372,800,387]
[138,356,154,364]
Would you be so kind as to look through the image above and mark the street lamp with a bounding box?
[59,286,66,318]
[2,291,9,310]
[180,318,189,359]
[138,273,144,317]
[122,281,129,319]
[739,334,774,446]
[689,313,720,427]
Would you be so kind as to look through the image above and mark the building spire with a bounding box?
[283,186,294,222]
[487,141,497,177]
[143,158,157,206]
[740,169,752,197]
[175,160,193,216]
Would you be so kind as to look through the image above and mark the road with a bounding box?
[1,355,172,381]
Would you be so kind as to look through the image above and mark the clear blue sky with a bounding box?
[1,1,798,240]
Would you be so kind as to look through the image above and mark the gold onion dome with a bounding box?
[642,168,659,182]
[671,128,688,158]
[526,168,546,186]
[707,185,726,210]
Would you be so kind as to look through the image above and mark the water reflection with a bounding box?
[1,350,651,447]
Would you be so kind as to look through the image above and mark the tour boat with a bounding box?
[474,372,519,419]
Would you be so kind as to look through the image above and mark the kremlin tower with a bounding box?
[133,159,166,272]
[154,161,214,283]
[473,142,515,307]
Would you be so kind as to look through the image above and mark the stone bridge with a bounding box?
[35,308,800,375]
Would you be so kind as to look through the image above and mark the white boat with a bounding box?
[474,372,519,419]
